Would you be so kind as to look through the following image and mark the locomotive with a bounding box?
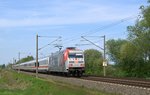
[13,47,85,77]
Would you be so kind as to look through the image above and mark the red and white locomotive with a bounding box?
[13,47,85,77]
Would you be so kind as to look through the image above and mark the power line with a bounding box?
[82,15,137,36]
[62,15,137,46]
[38,36,61,38]
[75,44,92,46]
[81,36,104,50]
[38,37,61,50]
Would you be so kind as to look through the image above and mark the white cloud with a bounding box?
[0,1,140,27]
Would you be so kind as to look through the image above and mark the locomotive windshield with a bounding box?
[69,53,83,58]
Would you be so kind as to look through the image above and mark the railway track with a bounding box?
[20,71,150,88]
[80,76,150,88]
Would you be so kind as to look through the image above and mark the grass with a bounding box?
[0,69,116,95]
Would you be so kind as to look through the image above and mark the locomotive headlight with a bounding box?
[69,64,73,67]
[80,64,85,67]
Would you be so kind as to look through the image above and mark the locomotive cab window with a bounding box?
[69,53,83,58]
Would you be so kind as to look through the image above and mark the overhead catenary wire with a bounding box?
[29,15,137,59]
[38,37,61,51]
[38,36,61,50]
[82,15,137,36]
[61,15,137,46]
[38,36,61,38]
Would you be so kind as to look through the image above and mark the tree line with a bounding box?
[0,64,5,69]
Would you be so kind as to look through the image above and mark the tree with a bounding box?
[106,39,127,64]
[127,3,150,63]
[84,49,103,75]
[120,42,145,77]
[126,2,150,77]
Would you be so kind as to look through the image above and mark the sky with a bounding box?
[0,0,147,64]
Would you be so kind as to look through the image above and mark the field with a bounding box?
[0,69,116,95]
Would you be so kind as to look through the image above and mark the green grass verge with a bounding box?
[0,69,116,95]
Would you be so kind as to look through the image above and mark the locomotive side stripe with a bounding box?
[64,49,69,61]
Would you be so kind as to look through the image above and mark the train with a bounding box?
[12,47,85,77]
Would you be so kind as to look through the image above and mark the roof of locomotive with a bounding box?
[66,47,76,50]
[51,47,83,55]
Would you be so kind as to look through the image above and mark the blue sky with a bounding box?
[0,0,147,64]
